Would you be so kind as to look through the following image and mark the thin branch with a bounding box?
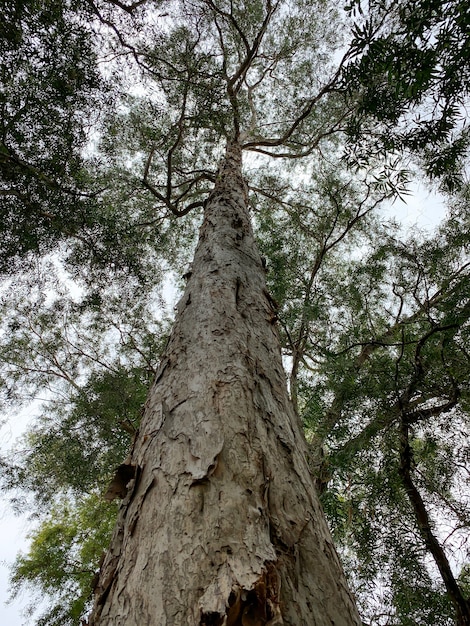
[86,0,181,79]
[103,0,149,14]
[242,50,353,153]
[203,0,250,53]
[229,0,279,95]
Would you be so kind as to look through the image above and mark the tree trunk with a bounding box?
[88,142,361,625]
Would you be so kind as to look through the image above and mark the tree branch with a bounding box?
[229,0,279,94]
[399,419,470,625]
[242,49,353,154]
[103,0,149,14]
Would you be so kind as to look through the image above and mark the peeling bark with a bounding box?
[88,142,361,625]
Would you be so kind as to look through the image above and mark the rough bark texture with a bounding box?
[88,142,361,625]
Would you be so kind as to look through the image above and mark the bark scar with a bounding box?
[104,460,138,501]
[199,563,283,626]
[235,277,242,307]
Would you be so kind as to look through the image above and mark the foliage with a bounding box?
[0,0,197,282]
[0,0,469,624]
[9,494,118,626]
[0,0,102,272]
[288,184,470,623]
[342,0,470,191]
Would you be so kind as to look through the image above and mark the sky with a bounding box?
[0,514,31,626]
[0,182,448,626]
[386,179,447,232]
[0,406,37,626]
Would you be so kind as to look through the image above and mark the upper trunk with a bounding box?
[89,142,361,625]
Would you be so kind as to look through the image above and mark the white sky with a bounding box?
[387,179,446,232]
[0,516,31,626]
[0,406,38,626]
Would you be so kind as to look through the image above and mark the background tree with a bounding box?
[288,186,469,624]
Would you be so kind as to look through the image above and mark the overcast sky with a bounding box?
[0,514,30,626]
[1,407,35,626]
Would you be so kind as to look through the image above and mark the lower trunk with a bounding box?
[88,142,361,625]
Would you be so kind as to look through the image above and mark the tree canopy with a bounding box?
[0,0,469,624]
[342,0,470,190]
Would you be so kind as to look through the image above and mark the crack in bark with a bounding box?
[235,277,242,307]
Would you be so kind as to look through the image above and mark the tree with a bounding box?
[1,0,469,624]
[88,139,363,624]
[294,207,470,625]
[252,154,470,624]
[2,0,364,623]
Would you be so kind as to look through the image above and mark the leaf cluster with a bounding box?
[9,494,118,626]
[342,0,470,191]
[0,0,106,272]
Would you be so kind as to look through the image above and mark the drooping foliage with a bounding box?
[0,0,469,624]
[9,495,118,626]
[343,0,470,191]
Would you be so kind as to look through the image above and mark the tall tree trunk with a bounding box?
[88,142,361,625]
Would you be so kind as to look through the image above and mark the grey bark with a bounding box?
[88,142,361,625]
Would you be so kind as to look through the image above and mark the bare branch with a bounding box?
[242,50,353,154]
[103,0,149,14]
